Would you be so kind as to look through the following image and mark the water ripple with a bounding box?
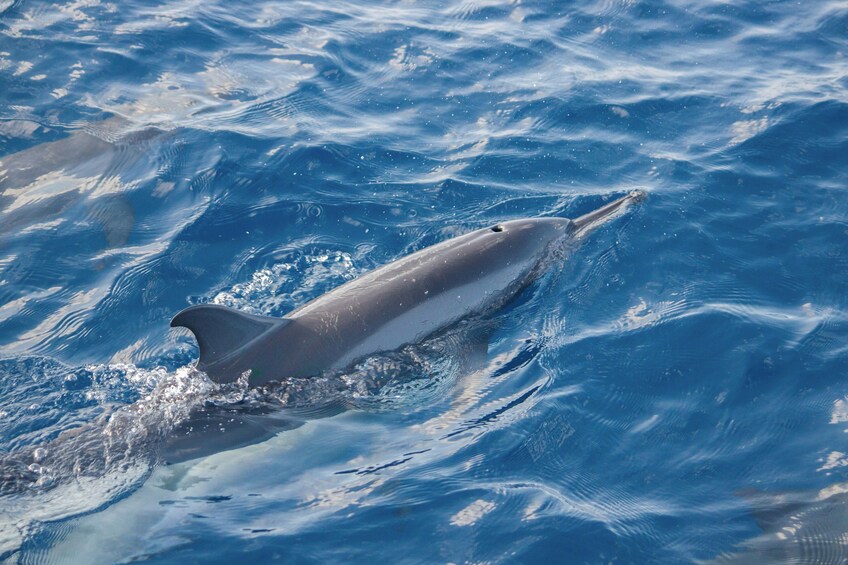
[1,0,848,561]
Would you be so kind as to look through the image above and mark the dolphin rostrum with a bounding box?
[171,191,645,386]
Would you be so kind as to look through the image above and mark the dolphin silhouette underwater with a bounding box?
[705,485,848,564]
[171,190,645,387]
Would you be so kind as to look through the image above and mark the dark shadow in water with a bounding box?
[707,486,848,564]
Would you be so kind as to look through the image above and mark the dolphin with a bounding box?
[0,190,643,512]
[171,190,645,386]
[705,485,848,564]
[0,117,167,247]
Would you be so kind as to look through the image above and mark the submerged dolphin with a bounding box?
[0,117,165,246]
[706,485,848,564]
[172,191,645,386]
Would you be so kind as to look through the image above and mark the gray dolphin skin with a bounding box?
[172,191,645,386]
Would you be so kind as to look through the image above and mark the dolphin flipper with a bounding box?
[170,305,284,381]
[463,324,494,373]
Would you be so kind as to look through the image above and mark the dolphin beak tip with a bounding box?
[629,189,648,203]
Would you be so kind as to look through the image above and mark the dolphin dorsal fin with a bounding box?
[170,304,281,377]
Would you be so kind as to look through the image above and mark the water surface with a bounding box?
[1,0,847,562]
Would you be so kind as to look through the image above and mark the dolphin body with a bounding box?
[172,191,644,386]
[706,485,848,564]
[0,117,166,245]
[0,191,643,504]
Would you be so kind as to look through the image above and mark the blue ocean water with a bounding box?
[1,0,847,562]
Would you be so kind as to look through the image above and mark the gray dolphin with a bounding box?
[0,117,166,247]
[705,485,848,564]
[172,190,645,386]
[0,191,644,497]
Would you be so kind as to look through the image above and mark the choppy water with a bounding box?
[1,0,847,562]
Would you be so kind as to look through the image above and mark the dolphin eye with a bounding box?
[491,225,504,233]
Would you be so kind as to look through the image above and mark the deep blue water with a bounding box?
[1,0,847,562]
